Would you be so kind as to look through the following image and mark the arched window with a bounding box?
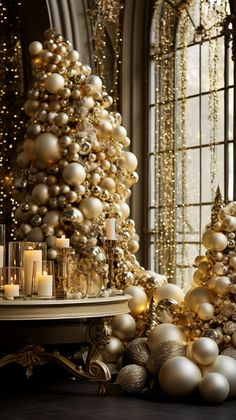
[148,0,234,290]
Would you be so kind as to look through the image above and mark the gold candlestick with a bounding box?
[56,247,73,298]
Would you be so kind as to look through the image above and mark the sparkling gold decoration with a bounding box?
[116,364,148,394]
[0,0,24,239]
[140,294,159,338]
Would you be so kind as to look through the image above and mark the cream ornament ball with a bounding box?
[199,372,230,404]
[159,356,202,398]
[208,232,228,252]
[62,162,86,186]
[118,201,130,219]
[33,133,60,164]
[201,355,236,397]
[197,302,214,321]
[184,287,215,313]
[100,336,124,363]
[112,313,136,341]
[45,73,65,94]
[120,151,138,173]
[153,283,185,305]
[79,197,103,220]
[191,337,219,366]
[43,210,61,227]
[124,285,148,317]
[147,323,187,353]
[28,40,43,55]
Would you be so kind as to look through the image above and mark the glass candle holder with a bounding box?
[0,267,25,300]
[0,224,6,267]
[32,260,55,299]
[8,241,47,298]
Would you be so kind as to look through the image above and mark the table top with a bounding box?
[0,294,131,321]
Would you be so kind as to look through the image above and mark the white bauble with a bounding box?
[201,355,236,397]
[199,373,229,404]
[28,41,43,55]
[118,201,130,219]
[154,283,185,305]
[85,75,103,95]
[214,276,231,295]
[147,323,187,352]
[79,197,103,219]
[120,151,138,172]
[33,133,60,164]
[45,73,65,94]
[67,49,80,62]
[197,302,214,320]
[62,162,86,186]
[159,356,202,398]
[191,337,219,365]
[209,232,228,252]
[112,125,127,142]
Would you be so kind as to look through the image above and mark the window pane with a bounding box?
[186,45,200,96]
[149,106,155,153]
[228,142,233,201]
[228,88,234,140]
[201,91,224,145]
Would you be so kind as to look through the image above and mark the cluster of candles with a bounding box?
[0,218,116,300]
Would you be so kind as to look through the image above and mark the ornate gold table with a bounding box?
[0,295,131,395]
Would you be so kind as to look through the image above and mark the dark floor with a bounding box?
[1,365,236,420]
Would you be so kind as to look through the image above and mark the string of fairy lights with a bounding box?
[0,0,25,239]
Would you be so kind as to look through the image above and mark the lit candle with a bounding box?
[105,218,116,240]
[23,249,42,296]
[38,271,53,297]
[55,235,70,249]
[5,283,19,299]
[0,245,4,267]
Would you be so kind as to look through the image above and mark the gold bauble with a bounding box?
[124,285,148,317]
[199,373,229,404]
[116,364,148,394]
[159,356,202,398]
[202,229,214,249]
[184,287,215,313]
[117,201,130,219]
[85,75,103,95]
[26,227,44,242]
[214,276,231,295]
[221,215,236,232]
[47,248,57,260]
[120,151,138,172]
[146,340,187,375]
[197,302,214,321]
[201,355,236,397]
[153,283,185,305]
[100,336,124,363]
[191,337,219,366]
[60,207,84,229]
[24,99,40,117]
[62,162,86,186]
[122,338,150,367]
[32,183,49,206]
[127,239,139,253]
[79,197,103,220]
[147,323,187,353]
[112,125,127,143]
[99,177,116,192]
[33,133,60,164]
[112,314,136,341]
[45,73,65,93]
[43,210,61,227]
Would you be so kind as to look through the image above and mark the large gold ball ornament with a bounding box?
[184,287,215,313]
[197,302,214,320]
[191,337,219,366]
[201,355,236,397]
[127,239,139,253]
[112,125,127,143]
[221,215,236,232]
[159,356,202,398]
[202,229,214,249]
[60,207,84,229]
[116,364,148,394]
[79,197,103,219]
[120,151,138,172]
[112,314,136,341]
[147,323,187,353]
[24,99,40,117]
[32,183,49,205]
[62,162,86,186]
[28,40,43,55]
[153,283,185,305]
[45,73,65,93]
[146,340,187,375]
[199,373,230,404]
[43,210,60,227]
[100,336,124,363]
[124,285,148,317]
[34,133,60,164]
[99,177,116,192]
[214,276,231,295]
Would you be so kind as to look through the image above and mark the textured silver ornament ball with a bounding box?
[122,338,150,367]
[116,364,148,394]
[112,314,136,341]
[199,373,229,404]
[146,340,187,375]
[159,356,202,398]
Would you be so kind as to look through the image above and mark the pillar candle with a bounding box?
[38,272,53,297]
[105,218,116,240]
[0,245,4,267]
[5,283,19,299]
[55,235,70,249]
[23,249,42,296]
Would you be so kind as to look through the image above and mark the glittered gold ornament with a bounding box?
[116,364,148,394]
[159,356,202,398]
[199,373,229,404]
[112,313,136,341]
